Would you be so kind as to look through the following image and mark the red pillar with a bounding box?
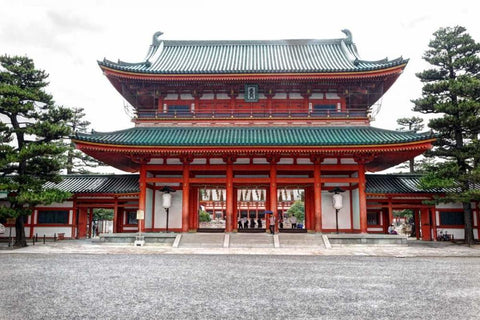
[431,207,437,241]
[414,209,420,240]
[182,161,190,232]
[313,161,322,232]
[358,163,368,233]
[269,158,278,232]
[113,196,118,233]
[420,208,432,241]
[77,207,88,238]
[226,161,234,232]
[138,166,146,233]
[387,197,393,227]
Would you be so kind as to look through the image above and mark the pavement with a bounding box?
[1,234,479,257]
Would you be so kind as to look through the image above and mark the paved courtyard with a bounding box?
[1,252,480,319]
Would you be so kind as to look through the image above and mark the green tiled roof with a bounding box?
[74,126,433,147]
[99,30,407,74]
[45,174,451,195]
[366,174,427,194]
[44,175,139,194]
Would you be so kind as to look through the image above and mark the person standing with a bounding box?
[290,215,297,229]
[269,214,276,235]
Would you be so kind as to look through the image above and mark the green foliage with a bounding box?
[65,107,105,174]
[0,55,73,245]
[393,209,413,219]
[395,116,426,173]
[199,210,211,222]
[93,208,114,220]
[287,200,305,222]
[411,26,480,244]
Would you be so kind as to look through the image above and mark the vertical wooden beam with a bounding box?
[268,155,278,232]
[431,207,437,241]
[414,209,420,240]
[182,161,191,232]
[113,196,118,233]
[150,189,156,232]
[139,165,147,233]
[476,202,480,240]
[358,162,368,233]
[314,162,322,232]
[387,197,393,227]
[226,160,234,232]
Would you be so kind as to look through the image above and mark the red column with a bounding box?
[269,157,278,232]
[476,202,480,240]
[138,166,146,233]
[431,207,437,241]
[387,197,393,229]
[226,161,234,232]
[358,163,368,233]
[314,162,322,232]
[77,207,88,238]
[414,209,420,239]
[182,162,190,232]
[113,196,118,233]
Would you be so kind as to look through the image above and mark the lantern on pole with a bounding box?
[161,186,176,232]
[329,187,345,234]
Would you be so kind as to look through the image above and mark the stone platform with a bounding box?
[99,232,407,248]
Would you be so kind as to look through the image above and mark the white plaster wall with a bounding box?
[321,191,351,230]
[38,201,73,208]
[34,227,71,237]
[435,228,478,240]
[351,189,360,229]
[278,158,294,164]
[436,203,463,209]
[154,190,183,229]
[145,188,153,229]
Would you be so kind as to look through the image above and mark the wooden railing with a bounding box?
[136,108,368,120]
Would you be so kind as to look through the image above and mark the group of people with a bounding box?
[237,214,299,235]
[238,217,262,229]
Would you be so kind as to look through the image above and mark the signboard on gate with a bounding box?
[136,210,144,220]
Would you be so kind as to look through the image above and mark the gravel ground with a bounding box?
[1,254,480,320]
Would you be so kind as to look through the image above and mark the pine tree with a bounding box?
[412,26,480,245]
[65,107,105,174]
[396,117,425,173]
[0,55,72,247]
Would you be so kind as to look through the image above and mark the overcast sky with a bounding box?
[1,0,479,133]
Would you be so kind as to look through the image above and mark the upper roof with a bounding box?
[74,126,434,147]
[99,30,407,75]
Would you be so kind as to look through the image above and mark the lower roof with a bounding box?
[74,126,434,147]
[45,174,443,195]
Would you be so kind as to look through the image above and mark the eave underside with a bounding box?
[74,142,433,173]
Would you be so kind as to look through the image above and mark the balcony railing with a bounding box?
[136,108,368,120]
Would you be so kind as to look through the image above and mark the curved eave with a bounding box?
[73,139,434,158]
[99,63,407,82]
[73,138,433,173]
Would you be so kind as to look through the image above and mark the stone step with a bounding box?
[229,233,274,248]
[278,233,326,248]
[179,233,224,248]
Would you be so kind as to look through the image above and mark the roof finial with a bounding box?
[341,29,353,44]
[152,31,164,46]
